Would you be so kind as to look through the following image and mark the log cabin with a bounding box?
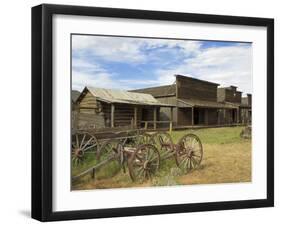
[73,87,175,131]
[71,90,80,130]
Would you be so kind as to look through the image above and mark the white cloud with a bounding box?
[156,44,252,95]
[72,35,252,95]
[72,36,145,63]
[72,35,202,64]
[72,58,105,72]
[72,70,115,91]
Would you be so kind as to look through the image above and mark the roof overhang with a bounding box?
[178,99,236,109]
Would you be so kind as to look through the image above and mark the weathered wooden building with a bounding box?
[73,87,174,130]
[71,90,80,130]
[133,75,235,126]
[217,86,251,124]
[241,94,252,123]
[217,86,241,124]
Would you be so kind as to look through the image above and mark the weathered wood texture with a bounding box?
[156,96,177,123]
[240,108,252,124]
[176,76,218,102]
[242,94,252,106]
[217,109,238,124]
[131,84,176,97]
[102,103,142,127]
[79,91,98,108]
[77,109,105,130]
[207,109,218,125]
[177,108,192,125]
[217,87,242,103]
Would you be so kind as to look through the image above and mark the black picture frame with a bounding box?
[31,4,274,222]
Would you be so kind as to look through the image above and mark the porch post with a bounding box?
[223,109,226,125]
[205,108,209,125]
[191,107,194,126]
[134,106,138,128]
[153,107,157,130]
[170,107,173,123]
[111,104,115,128]
[170,107,173,133]
[237,108,240,124]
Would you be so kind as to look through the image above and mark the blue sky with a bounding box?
[72,35,252,95]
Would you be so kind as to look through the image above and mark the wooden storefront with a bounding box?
[133,74,237,127]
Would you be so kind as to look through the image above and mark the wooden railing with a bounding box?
[140,120,173,132]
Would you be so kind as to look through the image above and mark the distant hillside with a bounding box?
[72,90,80,103]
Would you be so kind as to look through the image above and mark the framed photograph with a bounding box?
[32,4,274,221]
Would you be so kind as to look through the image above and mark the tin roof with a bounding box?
[85,87,175,107]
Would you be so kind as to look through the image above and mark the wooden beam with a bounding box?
[134,107,138,128]
[153,107,157,130]
[111,104,115,128]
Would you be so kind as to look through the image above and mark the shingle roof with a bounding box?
[85,87,175,107]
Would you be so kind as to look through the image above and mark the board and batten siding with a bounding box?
[217,87,242,103]
[176,76,218,102]
[156,96,177,123]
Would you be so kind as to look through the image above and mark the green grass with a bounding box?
[171,126,246,144]
[72,126,251,190]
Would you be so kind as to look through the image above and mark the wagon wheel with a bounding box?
[97,140,122,162]
[137,133,153,145]
[176,134,203,172]
[152,132,174,159]
[128,144,160,182]
[95,140,123,179]
[71,132,99,165]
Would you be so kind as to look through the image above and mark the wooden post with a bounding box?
[191,107,194,126]
[144,121,148,130]
[134,106,137,128]
[169,107,173,133]
[153,107,157,130]
[169,122,173,133]
[223,109,226,125]
[205,108,209,125]
[237,108,240,124]
[111,104,115,128]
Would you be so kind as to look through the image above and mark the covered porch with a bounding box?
[177,99,237,126]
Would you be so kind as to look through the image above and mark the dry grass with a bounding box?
[72,126,251,190]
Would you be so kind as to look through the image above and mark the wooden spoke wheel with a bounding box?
[138,133,153,145]
[128,144,160,182]
[152,132,174,159]
[176,134,203,172]
[71,132,99,165]
[95,140,123,179]
[97,140,123,162]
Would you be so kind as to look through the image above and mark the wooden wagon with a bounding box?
[71,126,203,182]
